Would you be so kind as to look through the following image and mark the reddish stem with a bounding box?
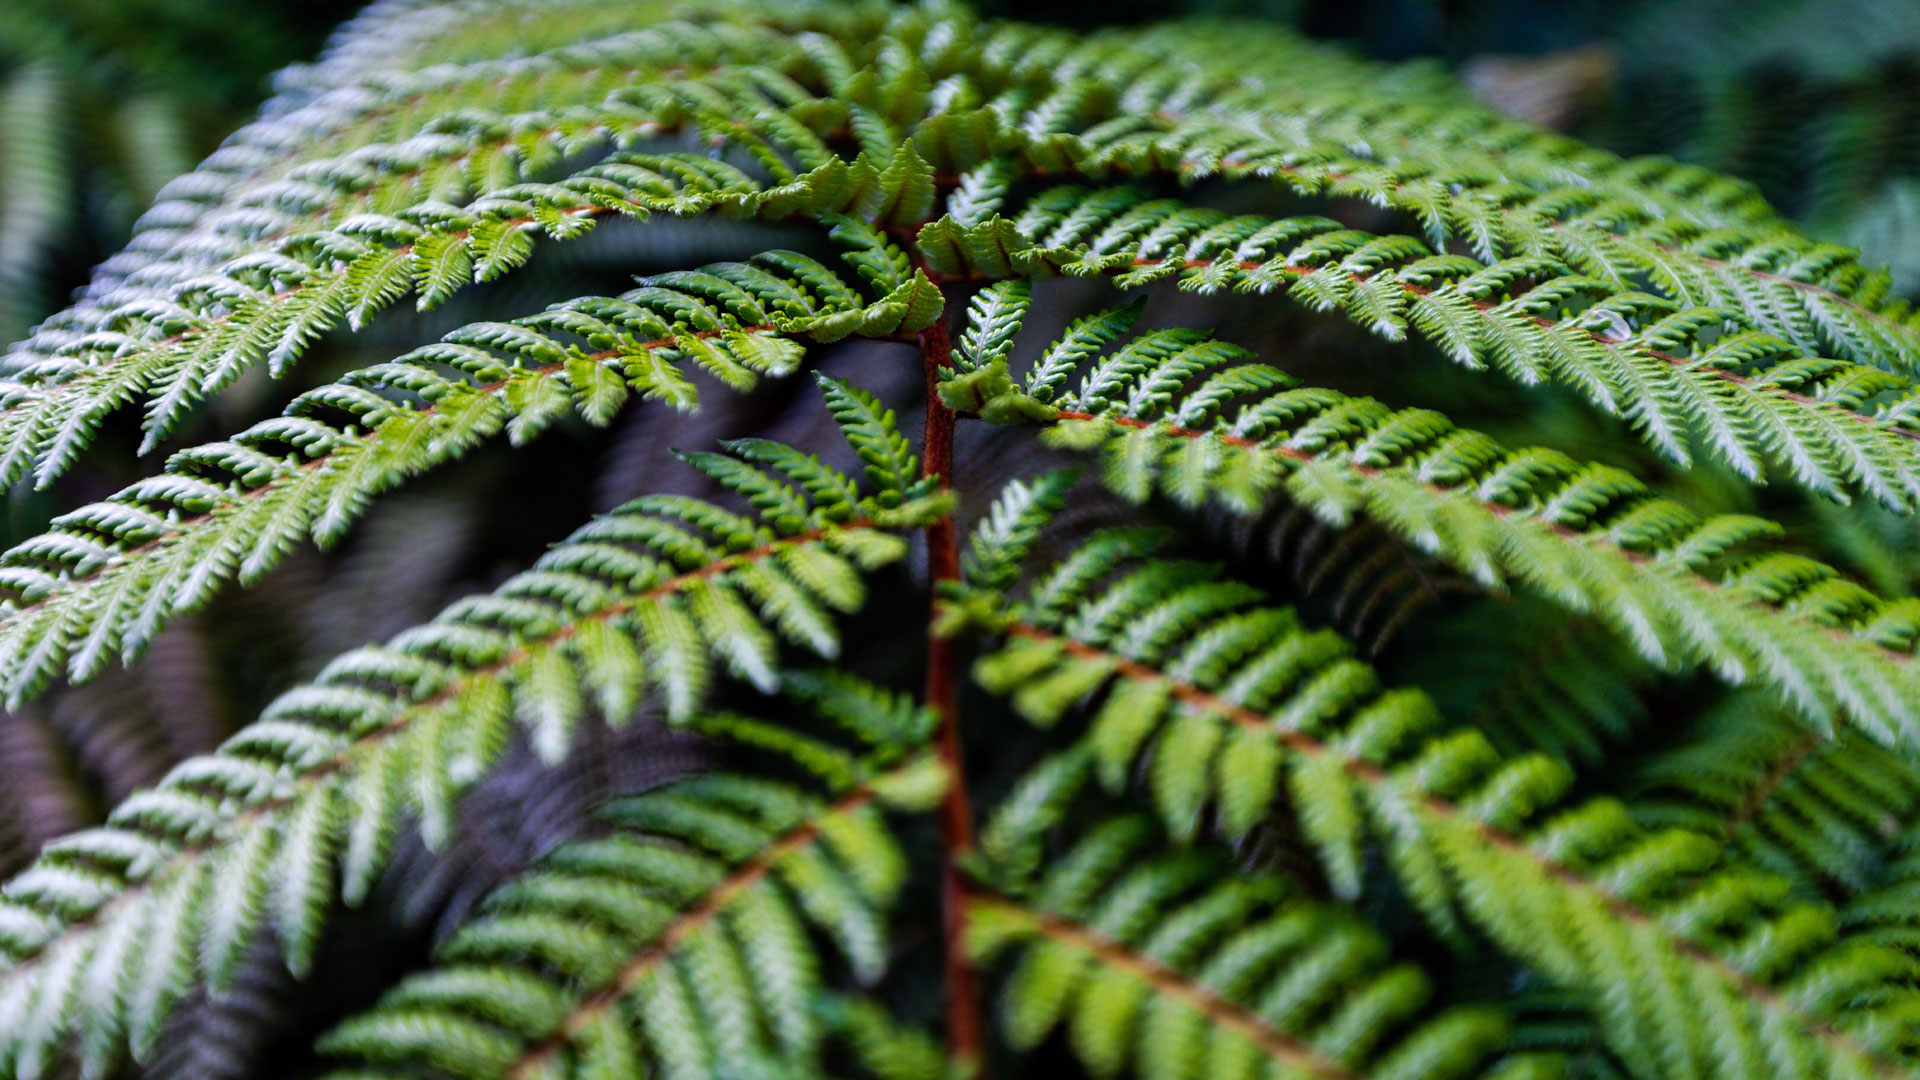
[919,310,985,1079]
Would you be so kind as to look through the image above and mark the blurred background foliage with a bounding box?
[0,0,359,345]
[5,0,1920,1074]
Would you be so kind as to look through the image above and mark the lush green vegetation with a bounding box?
[5,3,1920,1079]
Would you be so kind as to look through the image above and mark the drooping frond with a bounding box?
[0,392,945,1079]
[0,243,937,706]
[1205,501,1476,657]
[26,0,1916,498]
[315,679,947,1080]
[943,296,1920,748]
[0,0,1060,487]
[1628,692,1920,898]
[921,188,1920,511]
[76,13,835,295]
[1077,90,1920,378]
[0,143,918,488]
[990,11,1920,375]
[1092,19,1776,232]
[903,0,1919,375]
[964,812,1559,1080]
[956,534,1920,1080]
[1398,600,1654,768]
[146,0,1832,305]
[1841,819,1920,960]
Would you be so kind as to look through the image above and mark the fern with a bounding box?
[3,3,1920,1080]
[958,537,1920,1078]
[0,398,942,1075]
[0,242,934,703]
[1626,692,1920,898]
[925,190,1920,510]
[947,296,1920,746]
[966,815,1558,1080]
[315,680,948,1079]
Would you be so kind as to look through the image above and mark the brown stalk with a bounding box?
[916,294,987,1080]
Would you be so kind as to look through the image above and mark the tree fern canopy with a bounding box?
[3,1,1920,1079]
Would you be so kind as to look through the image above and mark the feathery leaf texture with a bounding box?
[316,681,948,1080]
[0,242,934,705]
[950,298,1920,748]
[1,142,919,486]
[7,2,1920,1080]
[0,397,943,1077]
[1628,694,1920,900]
[966,818,1557,1080]
[922,186,1920,512]
[960,539,1920,1080]
[1402,601,1655,768]
[14,0,1917,494]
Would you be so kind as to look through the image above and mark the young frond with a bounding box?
[0,394,943,1078]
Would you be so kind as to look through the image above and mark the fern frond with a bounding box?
[0,398,944,1078]
[4,1,1103,490]
[1503,985,1631,1080]
[33,1,1919,502]
[54,0,1919,499]
[0,65,70,349]
[1095,19,1778,230]
[1082,109,1920,375]
[1065,18,1920,375]
[0,141,902,488]
[303,0,890,80]
[922,185,1920,511]
[965,814,1558,1080]
[1841,819,1920,959]
[1629,693,1920,898]
[960,538,1920,1080]
[1209,502,1476,657]
[79,16,826,295]
[0,244,932,706]
[952,304,1920,747]
[12,3,1920,1078]
[316,747,944,1079]
[1400,601,1653,767]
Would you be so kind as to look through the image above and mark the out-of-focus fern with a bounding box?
[1626,691,1920,899]
[955,534,1920,1078]
[2,3,1920,1080]
[0,0,344,344]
